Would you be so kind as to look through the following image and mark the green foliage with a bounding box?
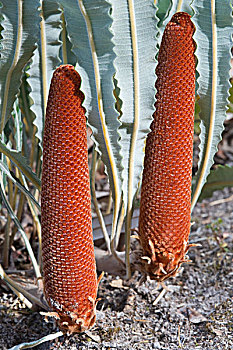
[27,0,62,148]
[156,0,193,30]
[191,0,233,210]
[110,0,159,259]
[0,0,41,133]
[0,140,41,189]
[58,0,123,239]
[199,165,233,201]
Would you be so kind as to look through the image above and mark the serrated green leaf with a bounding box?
[59,11,77,66]
[27,0,62,148]
[156,0,172,27]
[0,140,41,190]
[58,0,123,237]
[199,165,233,201]
[12,99,23,151]
[19,74,35,138]
[0,174,41,279]
[0,160,40,211]
[0,98,40,209]
[191,0,232,210]
[0,0,41,132]
[110,0,158,214]
[110,0,159,276]
[156,0,193,30]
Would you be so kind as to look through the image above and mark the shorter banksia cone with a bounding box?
[41,65,98,333]
[139,12,196,281]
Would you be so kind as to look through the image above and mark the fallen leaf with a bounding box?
[109,279,129,290]
[188,308,208,323]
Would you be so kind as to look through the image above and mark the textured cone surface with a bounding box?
[139,12,196,281]
[41,65,97,332]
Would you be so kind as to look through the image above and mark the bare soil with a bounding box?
[0,186,233,350]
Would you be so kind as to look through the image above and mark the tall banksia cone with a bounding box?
[138,12,196,282]
[41,65,98,333]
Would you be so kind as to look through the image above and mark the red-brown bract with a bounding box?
[41,65,97,333]
[139,12,196,281]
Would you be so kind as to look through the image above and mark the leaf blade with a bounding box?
[191,0,233,210]
[0,160,40,211]
[27,0,62,147]
[59,0,123,236]
[0,0,41,132]
[156,0,193,30]
[0,140,41,190]
[111,0,158,210]
[110,0,159,276]
[199,165,233,201]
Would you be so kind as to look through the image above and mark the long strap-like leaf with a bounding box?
[58,0,122,239]
[0,160,40,211]
[110,0,159,277]
[199,165,233,201]
[27,0,62,148]
[0,175,41,280]
[0,140,41,190]
[0,0,40,133]
[155,0,193,30]
[111,0,158,211]
[59,11,77,66]
[191,0,232,210]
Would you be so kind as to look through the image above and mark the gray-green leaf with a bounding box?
[199,165,233,201]
[59,0,123,236]
[27,0,62,148]
[0,140,41,190]
[0,0,41,132]
[191,0,233,210]
[156,0,193,31]
[110,0,158,212]
[0,160,40,211]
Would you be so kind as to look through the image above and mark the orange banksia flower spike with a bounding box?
[41,65,98,333]
[138,12,196,282]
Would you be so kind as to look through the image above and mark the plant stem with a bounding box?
[90,147,111,253]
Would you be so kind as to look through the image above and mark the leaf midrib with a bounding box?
[78,0,120,238]
[191,0,217,211]
[0,0,23,132]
